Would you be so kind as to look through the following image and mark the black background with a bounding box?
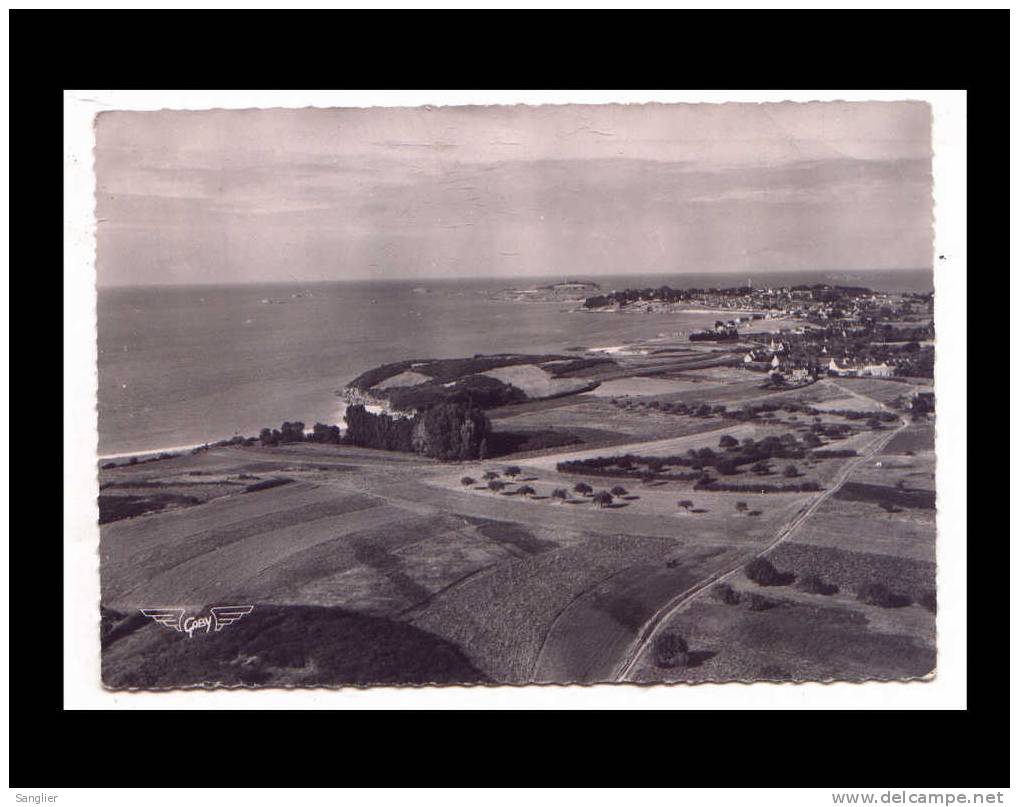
[11,8,1001,787]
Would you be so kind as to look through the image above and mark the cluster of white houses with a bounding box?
[825,358,895,377]
[743,338,895,380]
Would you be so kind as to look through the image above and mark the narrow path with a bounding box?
[612,416,908,681]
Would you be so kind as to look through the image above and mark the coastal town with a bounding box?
[582,282,935,385]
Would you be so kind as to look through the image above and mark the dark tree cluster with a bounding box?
[343,405,416,452]
[344,402,491,460]
[308,423,342,444]
[383,374,526,412]
[259,421,305,446]
[411,403,491,461]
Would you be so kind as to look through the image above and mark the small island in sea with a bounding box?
[489,279,601,303]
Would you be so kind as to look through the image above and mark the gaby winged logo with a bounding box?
[140,606,254,638]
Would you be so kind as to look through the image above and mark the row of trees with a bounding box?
[259,421,341,447]
[254,401,491,462]
[459,474,628,507]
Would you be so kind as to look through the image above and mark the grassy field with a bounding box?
[481,364,594,398]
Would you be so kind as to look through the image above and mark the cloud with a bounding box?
[94,103,932,285]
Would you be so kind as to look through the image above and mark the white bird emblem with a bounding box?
[140,606,254,638]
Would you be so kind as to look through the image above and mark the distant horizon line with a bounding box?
[97,266,933,290]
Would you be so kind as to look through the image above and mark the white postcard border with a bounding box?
[63,89,966,710]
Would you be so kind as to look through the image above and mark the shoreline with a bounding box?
[98,443,208,462]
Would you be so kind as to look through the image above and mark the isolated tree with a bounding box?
[610,486,628,497]
[719,434,739,449]
[516,485,536,497]
[482,470,500,481]
[460,476,476,488]
[551,488,569,502]
[783,464,800,478]
[487,479,506,493]
[573,482,593,497]
[504,466,522,479]
[735,501,749,513]
[592,490,614,508]
[677,499,694,511]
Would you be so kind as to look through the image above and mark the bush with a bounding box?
[504,466,522,478]
[744,557,793,587]
[487,479,506,493]
[551,488,568,501]
[516,485,536,497]
[460,476,475,488]
[795,574,838,596]
[592,491,614,507]
[610,486,628,497]
[652,632,690,668]
[783,464,800,478]
[719,434,739,448]
[710,582,741,605]
[856,582,911,608]
[573,482,593,496]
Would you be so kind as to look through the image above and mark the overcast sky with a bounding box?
[94,102,932,286]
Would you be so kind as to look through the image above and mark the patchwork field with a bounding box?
[100,352,935,688]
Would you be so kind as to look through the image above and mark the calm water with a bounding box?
[96,269,933,456]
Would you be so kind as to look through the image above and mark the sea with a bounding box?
[96,269,933,457]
